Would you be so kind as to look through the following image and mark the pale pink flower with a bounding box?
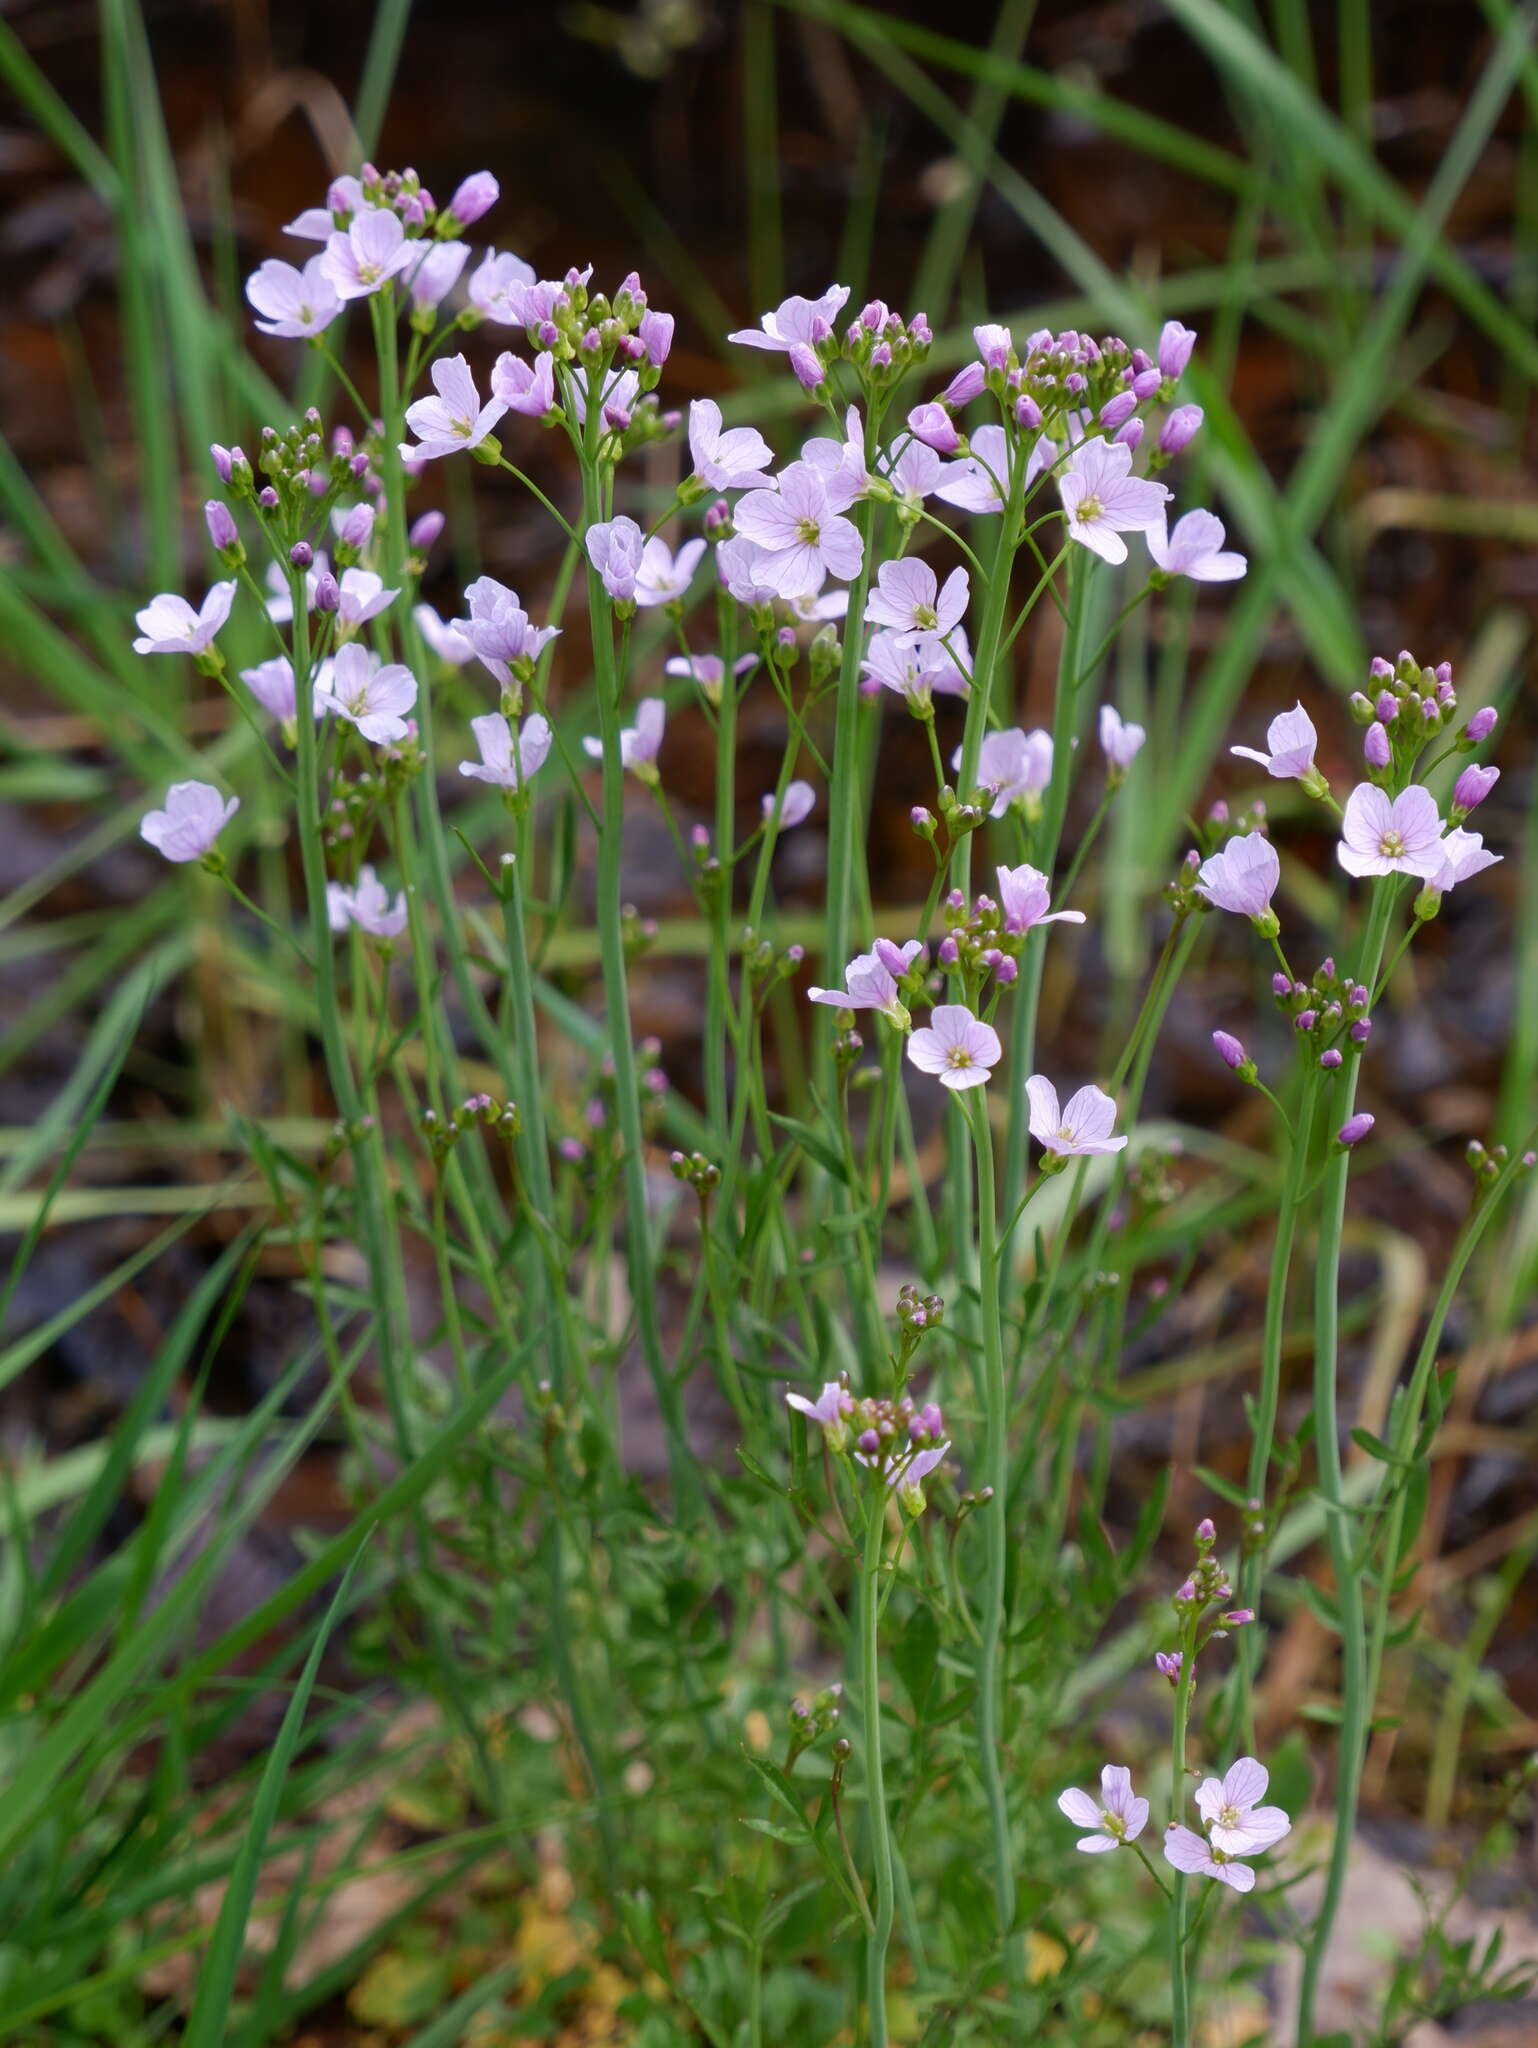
[1231,703,1319,780]
[893,1440,949,1512]
[140,780,238,863]
[865,558,969,642]
[1338,784,1446,880]
[1057,1765,1149,1854]
[955,727,1053,815]
[336,568,399,629]
[322,210,413,299]
[459,711,552,788]
[327,864,408,938]
[586,517,646,605]
[807,940,923,1021]
[635,536,706,608]
[414,604,474,667]
[1164,1825,1256,1893]
[132,581,236,656]
[800,406,868,510]
[1099,704,1146,768]
[1197,834,1280,915]
[728,284,850,352]
[582,698,665,781]
[1423,825,1502,895]
[283,178,359,241]
[456,576,560,687]
[863,629,969,705]
[1026,1076,1127,1156]
[399,354,507,461]
[995,864,1085,934]
[934,424,1010,515]
[1058,438,1170,564]
[716,535,780,606]
[764,780,816,829]
[664,652,759,702]
[405,240,469,311]
[468,248,536,323]
[907,1005,1001,1091]
[1147,508,1246,582]
[245,255,342,338]
[785,581,851,624]
[687,399,774,491]
[732,463,864,596]
[1195,1757,1292,1857]
[885,438,943,507]
[490,350,557,418]
[313,643,418,744]
[785,1380,853,1448]
[240,656,297,723]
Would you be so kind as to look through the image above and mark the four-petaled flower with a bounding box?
[1231,703,1319,780]
[1337,784,1446,880]
[1026,1076,1128,1156]
[1195,1757,1292,1857]
[246,256,342,339]
[865,558,969,643]
[907,1005,1001,1091]
[635,537,706,608]
[934,425,1011,516]
[732,463,864,597]
[687,398,775,491]
[1197,834,1280,916]
[807,939,923,1023]
[327,864,409,939]
[763,780,816,830]
[323,209,414,300]
[337,568,399,629]
[490,350,557,418]
[586,517,646,605]
[728,284,850,353]
[1099,704,1146,769]
[1057,1765,1150,1854]
[784,1380,854,1450]
[468,248,536,323]
[1058,439,1170,564]
[958,728,1053,815]
[459,711,553,789]
[140,781,239,863]
[133,581,237,656]
[995,864,1085,935]
[1423,825,1502,896]
[313,643,418,744]
[455,576,560,688]
[1147,509,1246,582]
[399,354,507,462]
[583,698,665,782]
[863,629,969,705]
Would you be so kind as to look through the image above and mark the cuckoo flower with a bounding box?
[457,576,560,688]
[958,727,1053,815]
[1146,508,1246,582]
[1099,704,1146,769]
[468,248,536,323]
[327,865,409,939]
[732,463,863,596]
[1422,826,1502,896]
[336,568,399,629]
[459,711,553,789]
[784,1380,854,1449]
[245,256,342,339]
[687,398,774,491]
[490,350,557,417]
[1195,1758,1292,1856]
[906,1005,1001,1091]
[406,240,469,311]
[1026,1076,1128,1156]
[635,536,706,608]
[313,643,417,744]
[1231,703,1319,780]
[934,424,1010,516]
[414,604,474,667]
[1337,784,1446,880]
[140,781,239,863]
[728,284,850,352]
[240,656,298,725]
[570,364,640,431]
[586,517,646,605]
[1197,834,1280,916]
[1058,438,1170,564]
[863,630,969,705]
[763,780,816,829]
[865,558,969,642]
[1164,1828,1258,1893]
[582,698,665,782]
[399,354,507,461]
[132,581,236,657]
[995,864,1085,935]
[1159,319,1197,379]
[807,940,923,1022]
[323,209,413,299]
[1057,1766,1150,1854]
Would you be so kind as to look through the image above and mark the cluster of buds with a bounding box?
[246,410,372,527]
[322,1113,376,1167]
[1156,1519,1254,1686]
[786,1682,844,1766]
[739,927,806,1005]
[785,1378,950,1515]
[1122,1144,1182,1221]
[420,1093,521,1163]
[322,754,421,845]
[668,1149,721,1201]
[1348,650,1471,781]
[620,902,660,961]
[836,300,933,398]
[934,888,1022,988]
[1271,952,1372,1070]
[895,1284,945,1370]
[505,266,673,390]
[1466,1138,1538,1190]
[1165,798,1269,919]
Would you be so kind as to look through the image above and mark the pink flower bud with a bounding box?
[1195,1517,1216,1542]
[1099,391,1137,430]
[788,342,824,393]
[1464,706,1497,742]
[942,363,986,405]
[907,401,960,453]
[1212,1030,1247,1071]
[289,541,313,570]
[408,509,445,550]
[1158,319,1197,379]
[1014,393,1043,431]
[1363,721,1391,768]
[1158,403,1203,455]
[1337,1112,1374,1147]
[204,500,238,550]
[1320,1048,1342,1070]
[313,571,340,613]
[1115,417,1145,450]
[1453,763,1499,811]
[639,309,674,367]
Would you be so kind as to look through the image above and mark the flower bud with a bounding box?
[1463,705,1498,744]
[1319,1048,1342,1070]
[907,401,960,453]
[204,500,238,551]
[313,570,341,613]
[1158,319,1197,379]
[447,170,499,225]
[639,308,674,367]
[338,502,375,550]
[1114,417,1145,450]
[408,509,445,550]
[1453,763,1499,811]
[1337,1112,1375,1147]
[788,342,824,394]
[942,362,986,406]
[1158,403,1203,455]
[290,541,313,570]
[1363,721,1391,769]
[1212,1030,1247,1071]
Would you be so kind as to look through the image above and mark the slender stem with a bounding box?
[1295,878,1396,2045]
[1169,1609,1201,2048]
[969,1089,1019,1986]
[861,1497,894,2048]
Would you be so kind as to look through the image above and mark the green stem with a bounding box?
[860,1497,894,2048]
[1169,1609,1201,2048]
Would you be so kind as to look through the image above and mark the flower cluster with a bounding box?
[784,1380,948,1515]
